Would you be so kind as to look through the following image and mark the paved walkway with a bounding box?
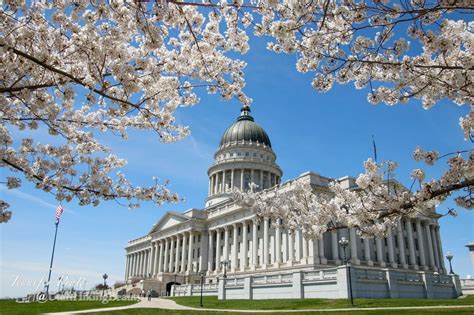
[45,298,474,314]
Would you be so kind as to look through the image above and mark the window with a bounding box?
[384,238,388,246]
[246,152,249,156]
[253,152,257,157]
[238,152,241,156]
[238,227,241,236]
[197,248,200,256]
[198,235,201,242]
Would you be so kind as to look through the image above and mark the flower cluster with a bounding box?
[1,0,472,223]
[234,151,473,238]
[1,0,252,219]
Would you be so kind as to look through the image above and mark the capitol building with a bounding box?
[120,106,462,300]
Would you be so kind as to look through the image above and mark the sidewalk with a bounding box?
[44,298,474,314]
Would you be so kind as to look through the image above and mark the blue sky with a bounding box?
[1,34,473,298]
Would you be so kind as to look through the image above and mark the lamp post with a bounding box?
[102,273,108,298]
[339,236,353,306]
[199,272,205,307]
[446,252,454,274]
[220,259,230,280]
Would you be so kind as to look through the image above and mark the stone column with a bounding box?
[430,225,440,270]
[425,223,436,270]
[137,251,142,276]
[216,229,222,273]
[231,223,238,271]
[138,252,142,277]
[282,230,288,263]
[331,230,340,264]
[222,170,226,193]
[263,218,269,266]
[175,235,181,273]
[364,238,373,266]
[376,238,386,267]
[169,237,175,273]
[134,252,139,277]
[213,174,217,195]
[146,249,151,276]
[135,253,140,276]
[157,241,163,273]
[200,231,209,272]
[275,219,282,265]
[387,232,397,268]
[406,219,418,270]
[130,254,135,277]
[208,230,214,273]
[319,237,327,264]
[259,170,263,190]
[209,175,213,196]
[251,169,255,187]
[397,221,408,269]
[231,170,234,191]
[350,228,360,265]
[302,235,308,264]
[223,226,230,270]
[125,255,130,280]
[149,244,155,277]
[240,169,244,191]
[288,232,295,265]
[181,233,187,273]
[146,250,150,276]
[295,229,302,261]
[252,221,258,268]
[241,221,248,271]
[187,231,194,273]
[416,220,427,270]
[435,226,446,272]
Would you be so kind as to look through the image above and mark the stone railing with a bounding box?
[354,269,385,281]
[172,283,219,296]
[303,268,338,281]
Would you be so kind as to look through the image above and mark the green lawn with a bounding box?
[86,308,474,315]
[0,298,138,315]
[168,295,474,310]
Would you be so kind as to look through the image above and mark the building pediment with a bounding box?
[149,212,190,234]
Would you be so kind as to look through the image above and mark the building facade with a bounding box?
[121,106,460,299]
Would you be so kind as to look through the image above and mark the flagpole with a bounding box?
[45,221,59,298]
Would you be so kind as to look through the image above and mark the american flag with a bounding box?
[55,205,64,225]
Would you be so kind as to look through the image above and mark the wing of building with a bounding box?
[120,106,462,300]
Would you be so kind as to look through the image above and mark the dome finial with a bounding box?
[238,105,254,121]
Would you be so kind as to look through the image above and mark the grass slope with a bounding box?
[0,298,138,315]
[86,307,474,315]
[168,295,474,310]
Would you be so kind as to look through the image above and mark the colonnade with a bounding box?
[125,231,209,280]
[208,169,280,195]
[125,218,446,280]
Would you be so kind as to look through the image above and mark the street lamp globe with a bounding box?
[339,237,349,248]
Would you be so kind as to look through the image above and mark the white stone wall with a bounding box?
[206,266,462,300]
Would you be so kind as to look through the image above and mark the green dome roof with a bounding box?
[219,106,272,148]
